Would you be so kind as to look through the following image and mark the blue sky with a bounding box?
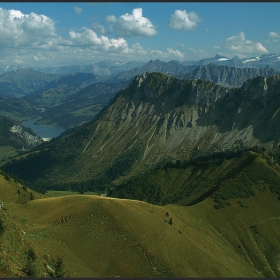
[0,2,279,67]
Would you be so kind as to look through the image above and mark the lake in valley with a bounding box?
[22,119,64,140]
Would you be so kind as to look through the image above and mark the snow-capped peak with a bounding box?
[242,56,260,63]
[217,58,229,62]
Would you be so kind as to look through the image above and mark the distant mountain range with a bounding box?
[0,59,146,76]
[107,60,279,87]
[183,64,279,88]
[0,53,279,98]
[1,53,280,76]
[177,53,280,70]
[1,54,279,97]
[0,57,279,130]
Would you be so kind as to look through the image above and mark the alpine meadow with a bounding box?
[1,2,280,278]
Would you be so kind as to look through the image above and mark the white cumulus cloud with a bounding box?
[267,31,280,39]
[69,29,128,52]
[224,32,268,54]
[73,6,83,15]
[149,48,185,61]
[189,47,211,59]
[91,22,107,34]
[268,31,280,38]
[167,48,184,59]
[0,7,186,66]
[106,8,157,37]
[130,43,148,55]
[168,10,201,31]
[107,14,117,23]
[0,8,57,48]
[69,29,102,46]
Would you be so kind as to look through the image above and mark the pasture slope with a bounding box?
[7,192,280,278]
[1,165,280,278]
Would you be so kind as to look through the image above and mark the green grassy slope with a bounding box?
[1,154,280,277]
[8,195,264,278]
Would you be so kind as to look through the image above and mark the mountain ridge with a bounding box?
[3,72,280,193]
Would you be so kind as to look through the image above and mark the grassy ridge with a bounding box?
[8,195,265,278]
